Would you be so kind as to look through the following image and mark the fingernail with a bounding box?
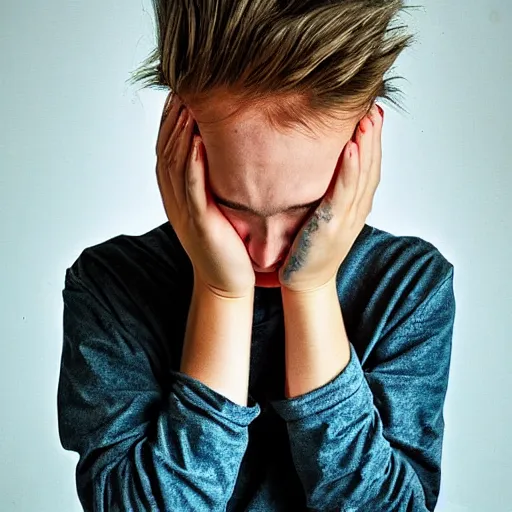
[376,105,384,118]
[162,93,174,116]
[193,139,200,161]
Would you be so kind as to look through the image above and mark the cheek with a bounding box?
[220,207,310,241]
[229,218,252,239]
[218,209,252,238]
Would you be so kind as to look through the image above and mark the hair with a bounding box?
[128,0,420,137]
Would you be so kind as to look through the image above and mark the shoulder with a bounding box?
[342,223,454,303]
[339,224,455,365]
[66,222,190,283]
[64,222,194,314]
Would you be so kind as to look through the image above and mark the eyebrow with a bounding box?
[212,192,321,217]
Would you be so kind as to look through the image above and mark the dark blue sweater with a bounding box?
[57,222,456,511]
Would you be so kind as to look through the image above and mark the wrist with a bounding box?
[281,277,337,304]
[193,271,255,302]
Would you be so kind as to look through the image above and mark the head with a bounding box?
[129,0,416,287]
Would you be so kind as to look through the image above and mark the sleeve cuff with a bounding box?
[170,370,261,427]
[270,342,365,422]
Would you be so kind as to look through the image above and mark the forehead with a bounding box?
[198,111,356,215]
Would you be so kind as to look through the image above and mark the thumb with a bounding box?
[186,136,208,217]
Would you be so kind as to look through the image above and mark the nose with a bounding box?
[252,260,284,273]
[246,227,289,272]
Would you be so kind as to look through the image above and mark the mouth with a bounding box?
[253,261,285,273]
[253,267,278,273]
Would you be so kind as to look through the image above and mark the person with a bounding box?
[57,1,456,511]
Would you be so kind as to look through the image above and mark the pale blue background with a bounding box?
[1,1,510,510]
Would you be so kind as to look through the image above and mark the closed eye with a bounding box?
[214,193,321,218]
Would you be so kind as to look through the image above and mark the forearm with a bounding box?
[180,274,254,406]
[281,279,351,398]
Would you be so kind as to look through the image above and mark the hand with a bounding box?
[278,103,383,293]
[156,92,256,298]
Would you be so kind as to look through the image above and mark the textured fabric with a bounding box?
[57,222,456,511]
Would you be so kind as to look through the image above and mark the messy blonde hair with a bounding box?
[128,0,419,137]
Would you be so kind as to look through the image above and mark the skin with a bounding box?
[159,92,383,401]
[185,96,367,288]
[281,203,334,283]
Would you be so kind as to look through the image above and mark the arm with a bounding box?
[181,272,254,406]
[281,278,350,399]
[57,263,259,512]
[273,268,456,511]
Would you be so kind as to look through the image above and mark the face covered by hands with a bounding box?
[278,103,383,293]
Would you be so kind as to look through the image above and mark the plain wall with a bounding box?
[1,1,510,510]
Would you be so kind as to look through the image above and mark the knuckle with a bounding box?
[187,173,198,190]
[371,106,382,126]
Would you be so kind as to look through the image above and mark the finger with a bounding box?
[157,92,175,156]
[331,139,359,214]
[167,109,194,213]
[155,95,183,217]
[160,91,174,128]
[370,104,383,190]
[156,138,178,222]
[353,112,373,209]
[156,92,185,156]
[158,107,188,214]
[186,135,209,218]
[156,150,179,221]
[362,104,383,214]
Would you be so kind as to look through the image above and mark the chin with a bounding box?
[254,271,281,288]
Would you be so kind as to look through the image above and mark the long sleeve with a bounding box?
[270,267,456,512]
[57,264,260,512]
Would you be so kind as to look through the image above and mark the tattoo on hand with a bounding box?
[281,203,334,283]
